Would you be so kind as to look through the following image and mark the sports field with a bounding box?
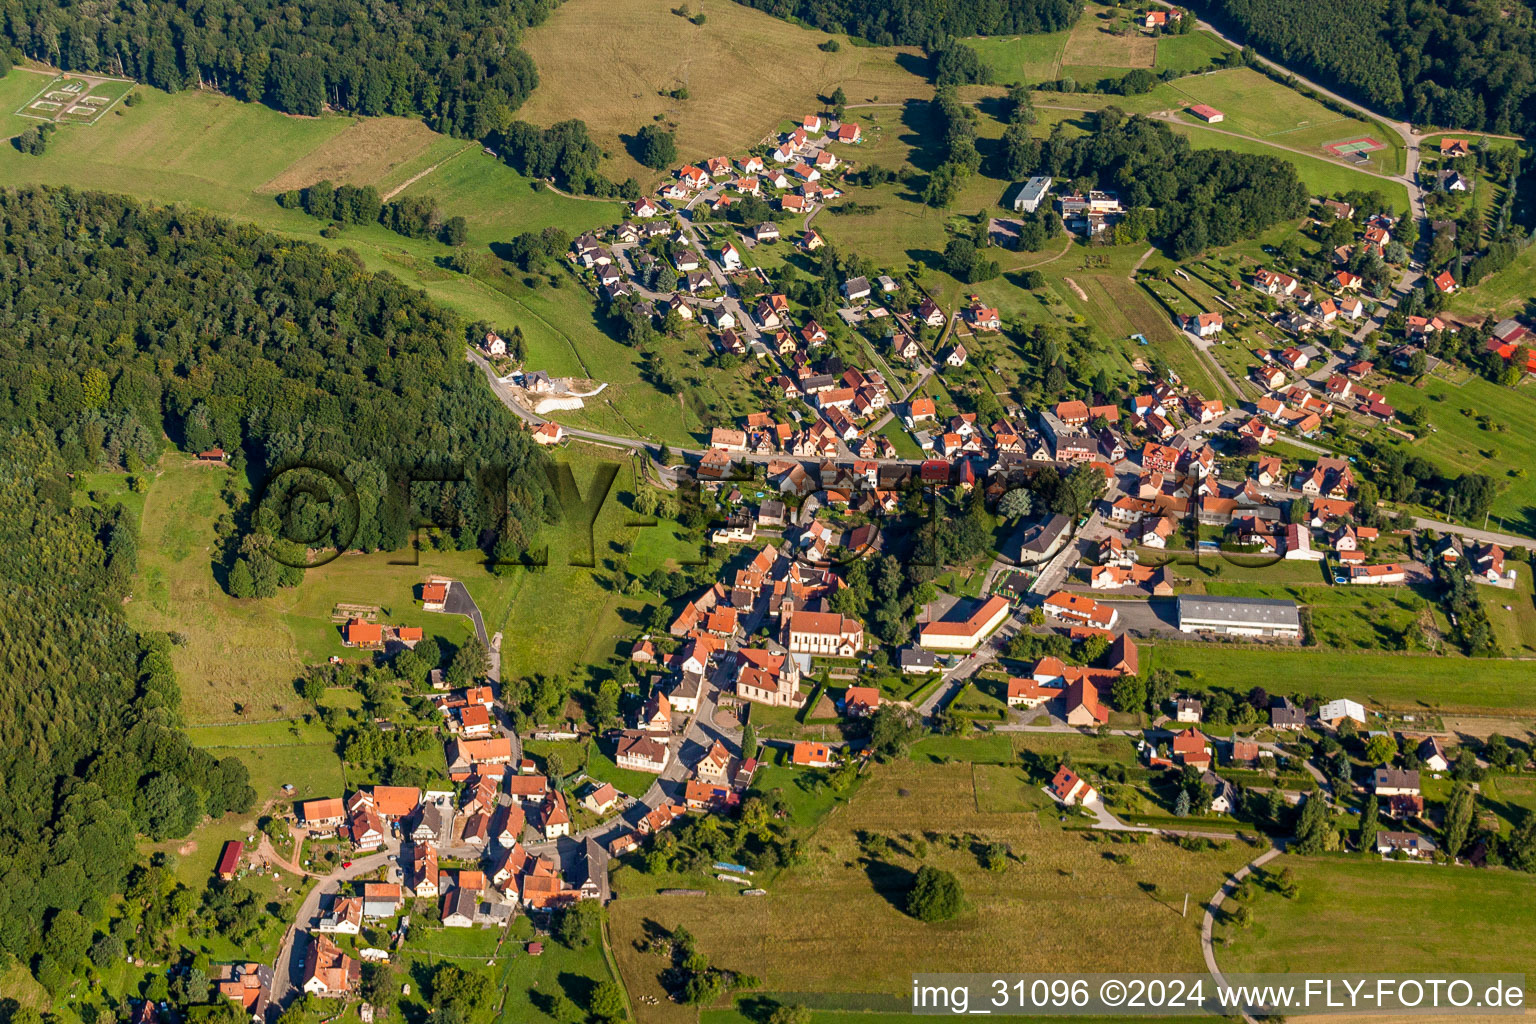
[1167,68,1405,176]
[1167,120,1411,211]
[516,0,931,183]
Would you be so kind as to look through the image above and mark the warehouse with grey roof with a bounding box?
[1175,595,1301,639]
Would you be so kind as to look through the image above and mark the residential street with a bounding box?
[269,844,401,1015]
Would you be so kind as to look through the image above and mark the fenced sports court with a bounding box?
[1324,136,1386,158]
[17,73,135,125]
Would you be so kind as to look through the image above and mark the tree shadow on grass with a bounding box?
[894,52,932,81]
[1136,878,1182,915]
[558,970,597,1008]
[906,247,945,273]
[862,858,916,913]
[736,995,783,1024]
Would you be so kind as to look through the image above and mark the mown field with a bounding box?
[516,0,931,184]
[1165,68,1405,175]
[1379,373,1536,529]
[1147,644,1536,716]
[1218,856,1536,981]
[607,760,1255,1024]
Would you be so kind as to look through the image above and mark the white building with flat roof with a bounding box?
[1012,176,1053,213]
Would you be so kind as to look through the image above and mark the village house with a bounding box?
[1377,831,1436,857]
[301,936,360,997]
[792,741,833,767]
[1048,765,1098,805]
[614,731,670,773]
[1416,736,1449,772]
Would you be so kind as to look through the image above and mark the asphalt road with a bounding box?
[269,844,399,1015]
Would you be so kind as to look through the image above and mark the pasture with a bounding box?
[964,31,1075,86]
[258,115,447,194]
[1379,373,1536,527]
[515,0,931,184]
[1218,856,1536,980]
[1061,19,1155,72]
[1146,644,1536,716]
[128,445,661,725]
[607,760,1256,1024]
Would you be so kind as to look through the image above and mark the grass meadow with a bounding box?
[127,444,678,726]
[1218,856,1536,981]
[1379,373,1536,529]
[1146,643,1536,715]
[516,0,931,184]
[607,760,1255,1024]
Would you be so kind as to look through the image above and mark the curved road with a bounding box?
[1149,3,1445,225]
[269,844,399,1015]
[1200,845,1285,1024]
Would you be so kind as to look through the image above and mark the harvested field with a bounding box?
[259,115,443,192]
[516,0,930,183]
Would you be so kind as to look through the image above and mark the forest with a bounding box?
[0,0,562,137]
[0,430,254,991]
[0,183,557,991]
[1037,109,1310,256]
[729,0,1082,47]
[1194,0,1536,135]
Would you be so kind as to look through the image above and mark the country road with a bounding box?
[1201,845,1285,1024]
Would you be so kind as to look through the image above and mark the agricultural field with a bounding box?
[607,760,1255,1024]
[1218,856,1536,981]
[515,0,931,185]
[1146,643,1536,716]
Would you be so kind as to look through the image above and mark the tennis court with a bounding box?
[1324,136,1386,157]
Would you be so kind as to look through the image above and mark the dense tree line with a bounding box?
[1038,109,1309,256]
[0,184,552,586]
[277,179,468,245]
[0,429,255,989]
[1194,0,1536,135]
[1,0,561,136]
[730,0,1080,47]
[496,120,639,197]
